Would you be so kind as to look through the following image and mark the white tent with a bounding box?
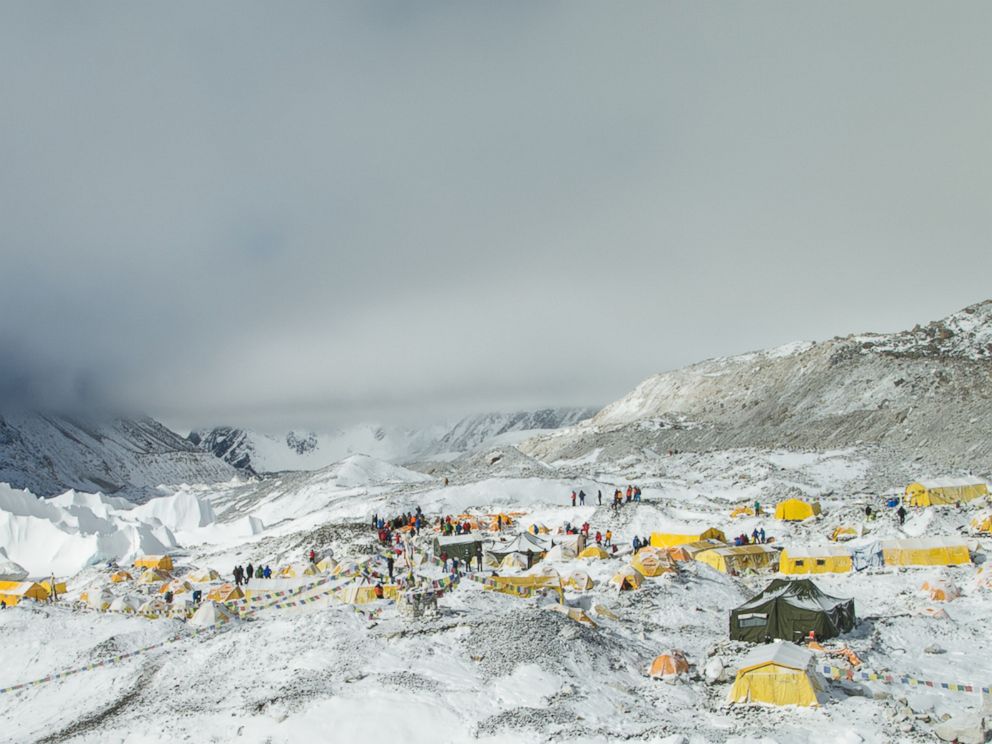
[849,539,884,572]
[109,595,142,613]
[189,600,237,627]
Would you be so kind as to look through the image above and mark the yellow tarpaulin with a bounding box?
[134,555,174,571]
[650,528,726,548]
[905,480,988,508]
[881,538,971,567]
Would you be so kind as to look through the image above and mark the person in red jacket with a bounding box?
[595,531,602,545]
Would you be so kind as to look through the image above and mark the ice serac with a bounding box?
[521,300,992,471]
[0,413,239,500]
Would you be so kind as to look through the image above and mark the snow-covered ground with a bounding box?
[3,445,992,743]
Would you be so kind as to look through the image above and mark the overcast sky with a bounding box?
[2,2,991,431]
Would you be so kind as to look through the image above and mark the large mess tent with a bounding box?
[487,533,548,568]
[774,498,822,521]
[779,545,852,575]
[881,538,971,567]
[0,580,49,607]
[695,544,778,575]
[905,479,988,508]
[727,642,825,707]
[730,578,855,643]
[650,527,726,548]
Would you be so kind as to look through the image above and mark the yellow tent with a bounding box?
[666,540,724,562]
[134,555,174,571]
[905,479,988,508]
[608,566,644,591]
[630,551,676,577]
[969,512,992,534]
[84,588,114,611]
[187,569,221,583]
[316,557,338,573]
[138,598,168,618]
[40,579,67,596]
[488,513,514,531]
[694,545,778,575]
[137,569,171,584]
[578,545,610,560]
[529,523,550,535]
[649,650,690,679]
[650,528,726,549]
[0,581,49,607]
[920,579,960,602]
[500,553,529,571]
[110,570,133,583]
[830,526,858,542]
[774,499,822,521]
[779,546,852,575]
[728,642,824,707]
[158,579,194,596]
[206,584,244,602]
[279,563,319,578]
[564,570,594,591]
[881,538,971,567]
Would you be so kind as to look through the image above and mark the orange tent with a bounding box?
[921,579,960,602]
[649,650,690,679]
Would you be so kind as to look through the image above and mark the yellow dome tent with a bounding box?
[779,546,852,575]
[578,545,610,560]
[905,479,988,508]
[206,584,244,603]
[648,650,690,679]
[728,642,824,707]
[137,569,172,585]
[158,579,194,596]
[500,553,529,571]
[564,570,594,591]
[774,498,822,521]
[138,597,168,618]
[650,528,726,549]
[881,538,970,567]
[608,566,644,591]
[630,551,676,577]
[280,563,320,578]
[316,557,338,573]
[695,544,778,575]
[110,570,133,583]
[134,555,173,572]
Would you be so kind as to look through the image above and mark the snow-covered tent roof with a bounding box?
[915,477,987,489]
[489,532,548,556]
[738,641,813,673]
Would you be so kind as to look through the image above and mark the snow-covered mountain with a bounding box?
[190,408,598,473]
[0,413,240,500]
[188,424,449,474]
[522,300,992,472]
[431,407,598,455]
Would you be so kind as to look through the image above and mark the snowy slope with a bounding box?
[430,407,598,455]
[0,413,239,499]
[522,300,992,472]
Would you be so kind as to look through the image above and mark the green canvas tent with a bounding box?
[433,534,487,564]
[729,578,856,643]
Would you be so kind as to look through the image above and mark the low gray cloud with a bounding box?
[2,2,991,431]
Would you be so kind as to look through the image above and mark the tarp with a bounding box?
[774,499,822,521]
[544,603,596,626]
[905,479,988,507]
[650,527,726,548]
[728,642,824,707]
[779,545,852,575]
[694,544,779,575]
[134,555,174,571]
[881,538,971,567]
[730,578,856,643]
[849,539,884,572]
[830,526,858,542]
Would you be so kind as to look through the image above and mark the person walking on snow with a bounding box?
[571,491,577,507]
[387,555,395,580]
[578,490,586,505]
[605,530,612,547]
[246,563,254,583]
[632,536,641,551]
[597,490,602,505]
[896,504,907,525]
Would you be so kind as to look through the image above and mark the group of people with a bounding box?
[734,528,767,546]
[569,485,643,511]
[374,508,425,544]
[233,562,272,585]
[630,535,654,551]
[560,520,615,548]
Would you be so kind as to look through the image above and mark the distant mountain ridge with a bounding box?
[0,413,239,500]
[190,407,599,474]
[521,300,992,473]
